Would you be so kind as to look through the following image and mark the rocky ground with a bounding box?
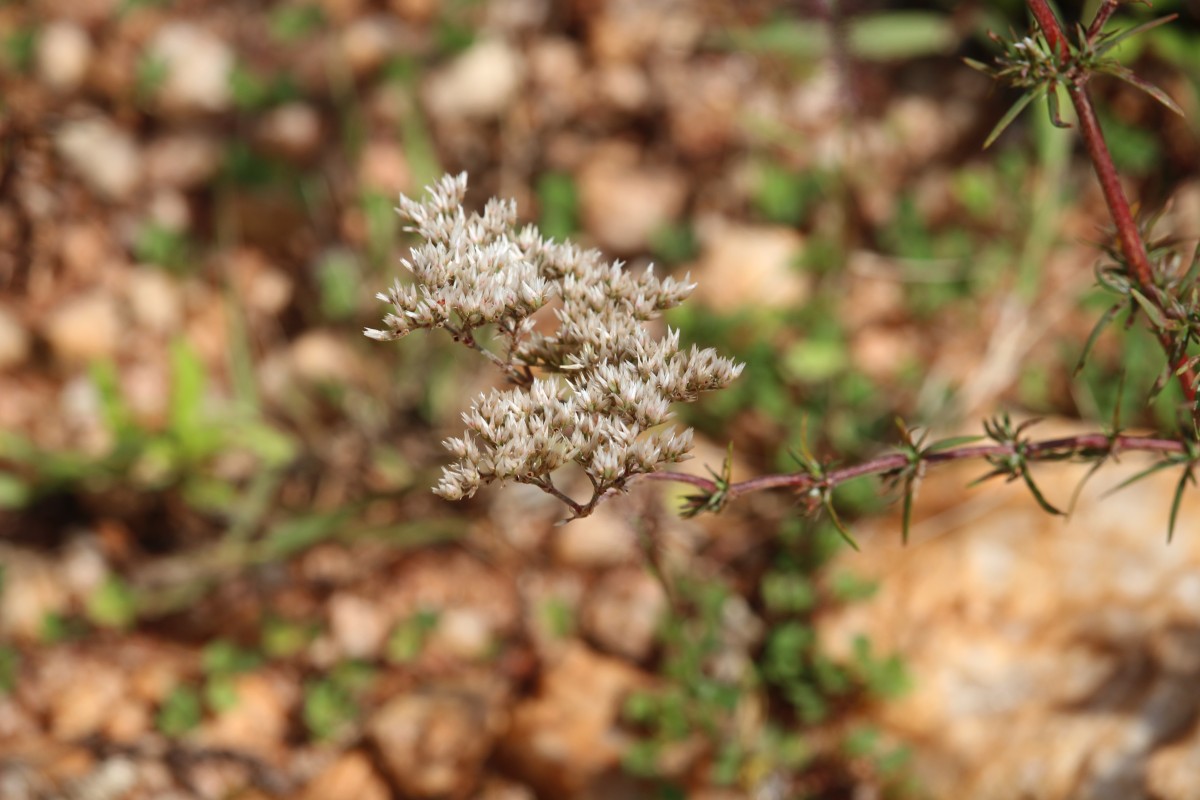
[2,0,1200,798]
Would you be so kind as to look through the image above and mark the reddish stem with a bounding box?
[1026,0,1068,57]
[643,433,1187,500]
[1025,0,1198,404]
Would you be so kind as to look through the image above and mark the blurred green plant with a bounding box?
[620,521,911,794]
[269,4,326,43]
[386,609,440,664]
[303,660,376,741]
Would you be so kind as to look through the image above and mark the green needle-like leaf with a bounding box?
[1104,457,1182,497]
[900,473,917,545]
[1129,288,1173,331]
[1092,15,1179,58]
[1022,469,1065,516]
[823,495,860,551]
[1075,302,1123,376]
[1168,466,1195,543]
[925,435,984,453]
[984,89,1041,149]
[1106,65,1185,118]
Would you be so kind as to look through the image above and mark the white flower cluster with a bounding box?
[366,173,743,516]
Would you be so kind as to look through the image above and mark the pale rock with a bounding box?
[851,325,917,382]
[475,776,537,800]
[890,95,975,165]
[0,547,69,639]
[149,23,234,113]
[424,39,524,119]
[581,567,666,661]
[329,593,388,659]
[552,504,637,568]
[1166,181,1200,240]
[318,0,366,23]
[0,305,30,370]
[145,133,222,189]
[302,751,390,800]
[256,102,322,161]
[578,150,687,253]
[43,292,123,363]
[692,218,808,313]
[59,537,109,598]
[388,0,439,23]
[1147,737,1200,800]
[818,428,1200,799]
[105,703,151,743]
[126,268,184,334]
[59,224,112,277]
[226,249,294,317]
[50,661,126,739]
[368,687,501,797]
[73,758,138,799]
[500,643,645,796]
[595,63,649,112]
[357,140,411,196]
[37,21,92,92]
[198,672,293,759]
[840,253,908,329]
[290,330,360,384]
[340,16,397,77]
[147,188,191,231]
[55,117,141,200]
[124,359,169,426]
[430,607,493,660]
[528,38,586,121]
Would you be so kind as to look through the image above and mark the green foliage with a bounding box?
[386,610,439,663]
[229,63,300,111]
[133,223,193,271]
[134,52,169,105]
[0,644,18,694]
[303,661,376,741]
[621,530,910,793]
[261,617,317,659]
[753,168,828,226]
[269,4,325,43]
[315,249,365,321]
[86,576,138,630]
[719,11,957,62]
[2,27,35,73]
[536,172,579,242]
[157,685,203,737]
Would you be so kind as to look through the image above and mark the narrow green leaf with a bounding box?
[900,474,916,545]
[1067,456,1107,517]
[967,466,1009,488]
[1168,466,1195,543]
[1047,84,1071,129]
[823,496,860,551]
[1104,457,1181,497]
[1093,14,1179,58]
[1022,469,1064,516]
[1075,302,1122,376]
[1107,65,1185,117]
[925,435,984,454]
[963,57,993,74]
[1129,288,1171,330]
[984,89,1040,150]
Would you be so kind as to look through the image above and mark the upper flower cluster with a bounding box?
[366,173,743,518]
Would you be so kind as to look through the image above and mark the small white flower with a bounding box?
[366,173,743,514]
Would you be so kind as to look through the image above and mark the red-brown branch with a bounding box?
[1025,0,1198,404]
[642,433,1188,500]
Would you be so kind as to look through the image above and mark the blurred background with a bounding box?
[2,0,1200,797]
